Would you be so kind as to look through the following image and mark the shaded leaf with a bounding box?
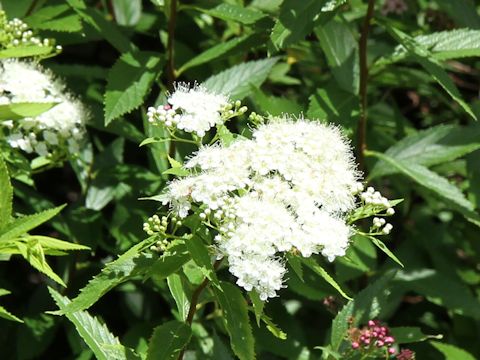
[146,320,192,360]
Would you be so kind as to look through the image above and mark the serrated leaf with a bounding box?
[330,270,396,351]
[104,51,163,124]
[430,341,476,360]
[367,150,480,224]
[67,0,133,53]
[178,33,266,74]
[25,4,82,32]
[0,102,58,121]
[146,320,192,360]
[301,257,351,300]
[0,156,12,231]
[270,0,335,50]
[49,288,139,360]
[214,281,255,360]
[370,124,480,178]
[0,205,65,242]
[60,238,159,313]
[382,24,476,120]
[0,304,23,322]
[203,58,278,100]
[198,3,266,25]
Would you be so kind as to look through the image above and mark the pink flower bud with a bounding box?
[376,340,384,347]
[388,347,396,354]
[368,320,376,327]
[385,336,395,344]
[351,342,360,349]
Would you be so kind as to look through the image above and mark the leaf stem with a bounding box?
[357,0,376,172]
[177,259,223,360]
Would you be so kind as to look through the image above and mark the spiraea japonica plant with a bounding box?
[2,1,480,360]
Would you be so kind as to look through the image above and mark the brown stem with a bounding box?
[25,0,40,16]
[357,0,376,173]
[177,259,222,360]
[166,0,178,159]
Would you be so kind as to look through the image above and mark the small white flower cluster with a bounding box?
[0,60,87,158]
[159,117,362,300]
[358,186,395,235]
[147,83,239,137]
[0,11,61,52]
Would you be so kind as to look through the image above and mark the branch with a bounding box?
[357,0,376,173]
[177,259,223,360]
[166,0,178,159]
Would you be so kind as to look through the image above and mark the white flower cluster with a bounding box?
[0,11,61,52]
[161,117,362,300]
[0,60,87,158]
[359,186,395,234]
[147,83,231,137]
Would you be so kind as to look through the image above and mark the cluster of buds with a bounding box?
[0,11,61,52]
[349,319,397,356]
[248,111,264,125]
[220,100,248,121]
[143,214,182,236]
[147,105,177,127]
[372,217,394,235]
[360,187,391,208]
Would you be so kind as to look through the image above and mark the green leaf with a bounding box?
[0,46,56,59]
[415,29,480,60]
[214,282,255,360]
[395,269,480,319]
[0,304,23,323]
[179,33,266,74]
[390,327,442,344]
[0,102,58,121]
[49,288,139,360]
[366,150,480,224]
[146,320,192,360]
[270,0,338,50]
[25,236,90,251]
[203,58,278,100]
[184,235,219,285]
[16,241,66,286]
[382,24,476,120]
[198,3,266,25]
[24,4,82,32]
[167,273,190,321]
[301,257,351,300]
[104,51,163,125]
[67,0,134,53]
[315,19,359,94]
[363,235,404,267]
[370,124,480,178]
[430,342,476,360]
[60,238,159,313]
[0,205,65,242]
[434,0,480,29]
[248,290,264,326]
[112,0,142,27]
[330,270,396,351]
[0,156,12,231]
[217,124,235,146]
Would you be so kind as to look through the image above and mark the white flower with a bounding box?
[159,116,362,299]
[0,60,88,159]
[148,83,229,137]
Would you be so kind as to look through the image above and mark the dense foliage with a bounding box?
[1,0,480,359]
